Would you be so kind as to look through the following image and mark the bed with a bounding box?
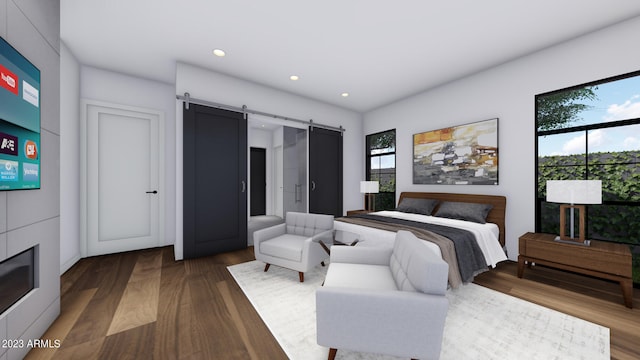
[335,192,508,288]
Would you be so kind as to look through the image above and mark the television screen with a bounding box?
[0,36,40,190]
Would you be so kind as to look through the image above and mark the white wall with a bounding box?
[174,62,364,259]
[0,1,61,359]
[58,64,177,272]
[364,16,640,260]
[60,41,80,274]
[80,66,177,249]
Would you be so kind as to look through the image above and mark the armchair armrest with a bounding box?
[330,246,393,266]
[316,286,448,357]
[253,223,286,247]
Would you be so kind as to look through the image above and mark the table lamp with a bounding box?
[360,181,379,212]
[546,180,602,246]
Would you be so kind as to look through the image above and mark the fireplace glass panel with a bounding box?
[0,247,35,314]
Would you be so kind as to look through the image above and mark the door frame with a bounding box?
[250,147,267,216]
[80,99,165,257]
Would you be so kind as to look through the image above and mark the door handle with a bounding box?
[146,190,158,194]
[311,181,316,191]
[241,181,246,193]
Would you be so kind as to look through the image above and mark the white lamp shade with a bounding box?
[360,181,379,194]
[546,180,602,205]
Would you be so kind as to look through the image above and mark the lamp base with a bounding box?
[553,236,591,246]
[365,193,376,212]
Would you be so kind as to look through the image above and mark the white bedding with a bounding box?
[334,210,508,268]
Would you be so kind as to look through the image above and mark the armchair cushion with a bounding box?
[259,234,308,261]
[323,263,397,291]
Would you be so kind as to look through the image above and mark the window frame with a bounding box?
[535,118,640,231]
[534,70,640,286]
[365,129,396,211]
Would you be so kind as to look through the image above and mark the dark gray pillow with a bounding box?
[396,198,439,215]
[434,201,493,224]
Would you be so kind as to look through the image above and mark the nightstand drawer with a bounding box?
[525,240,629,276]
[518,232,633,308]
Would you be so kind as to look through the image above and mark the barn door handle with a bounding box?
[146,190,158,194]
[311,181,316,191]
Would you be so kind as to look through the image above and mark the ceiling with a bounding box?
[61,1,640,113]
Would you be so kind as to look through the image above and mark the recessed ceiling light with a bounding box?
[341,92,350,97]
[290,75,299,81]
[213,49,226,57]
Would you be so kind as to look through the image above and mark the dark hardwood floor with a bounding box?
[25,246,639,360]
[26,246,286,360]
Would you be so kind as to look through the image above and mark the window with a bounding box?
[366,129,396,211]
[535,71,640,285]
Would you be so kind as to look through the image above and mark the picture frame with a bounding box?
[413,118,498,185]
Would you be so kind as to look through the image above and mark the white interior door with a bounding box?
[81,100,164,256]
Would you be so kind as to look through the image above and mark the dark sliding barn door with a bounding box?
[250,147,266,216]
[309,127,343,217]
[183,104,247,259]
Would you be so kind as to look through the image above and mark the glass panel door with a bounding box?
[283,126,307,214]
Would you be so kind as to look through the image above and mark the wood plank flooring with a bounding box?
[25,246,286,360]
[25,246,639,360]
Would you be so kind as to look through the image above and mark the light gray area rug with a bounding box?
[228,260,610,360]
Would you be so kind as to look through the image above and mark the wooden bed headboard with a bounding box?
[398,192,507,247]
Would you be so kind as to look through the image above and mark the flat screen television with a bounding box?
[0,36,40,190]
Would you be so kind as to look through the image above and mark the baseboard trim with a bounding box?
[60,253,81,275]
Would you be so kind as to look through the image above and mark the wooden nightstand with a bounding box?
[518,232,633,308]
[346,209,371,216]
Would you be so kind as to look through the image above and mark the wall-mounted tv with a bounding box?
[0,36,40,190]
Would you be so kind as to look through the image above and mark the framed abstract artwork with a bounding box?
[413,118,498,185]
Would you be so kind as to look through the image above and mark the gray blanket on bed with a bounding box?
[338,214,487,286]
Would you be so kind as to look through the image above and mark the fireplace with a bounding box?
[0,246,36,315]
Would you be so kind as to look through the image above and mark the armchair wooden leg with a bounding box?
[264,264,270,272]
[299,272,304,282]
[327,348,337,360]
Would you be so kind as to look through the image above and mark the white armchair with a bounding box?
[316,230,449,359]
[253,212,334,282]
